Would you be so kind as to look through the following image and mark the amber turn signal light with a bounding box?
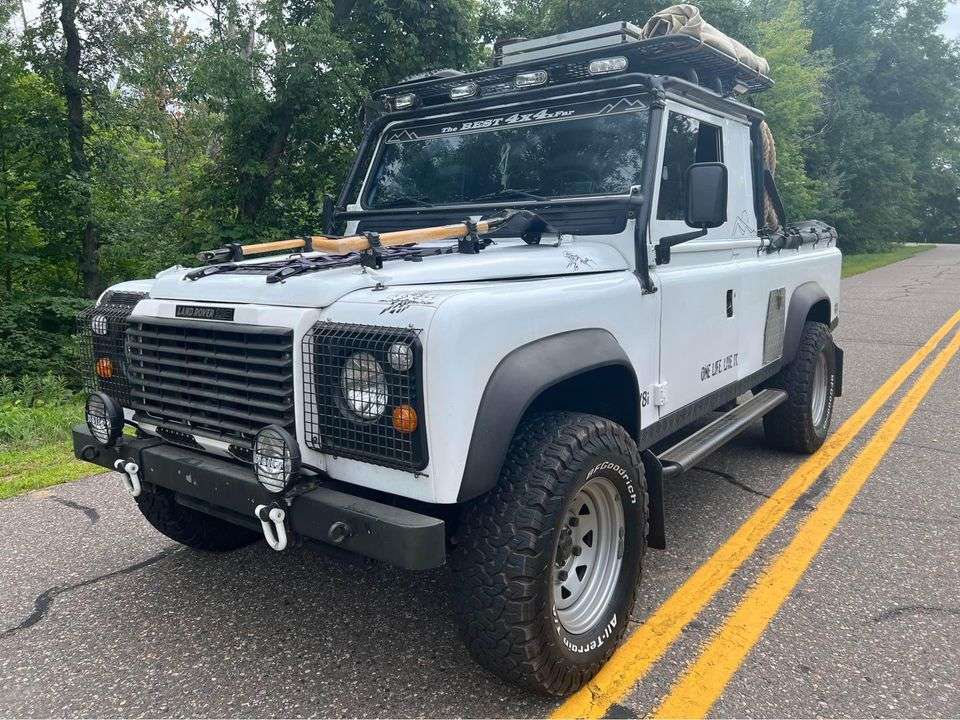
[95,358,113,379]
[392,405,418,433]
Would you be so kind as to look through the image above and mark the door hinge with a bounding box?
[653,382,669,407]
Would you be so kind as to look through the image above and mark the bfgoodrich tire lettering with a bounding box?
[452,412,647,696]
[135,485,259,552]
[763,321,836,453]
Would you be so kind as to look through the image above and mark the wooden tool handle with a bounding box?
[241,238,308,256]
[311,220,495,254]
[202,218,500,263]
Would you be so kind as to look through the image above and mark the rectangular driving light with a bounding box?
[449,82,478,100]
[391,93,417,111]
[588,56,628,76]
[515,70,548,88]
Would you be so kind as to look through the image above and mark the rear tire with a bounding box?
[452,412,647,696]
[135,485,259,552]
[763,321,836,453]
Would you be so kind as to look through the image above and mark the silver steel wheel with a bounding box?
[811,350,830,426]
[553,475,625,636]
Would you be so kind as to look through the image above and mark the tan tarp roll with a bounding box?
[640,4,771,77]
[759,120,780,230]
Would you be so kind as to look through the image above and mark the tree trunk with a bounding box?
[236,0,357,226]
[238,104,295,225]
[60,0,101,299]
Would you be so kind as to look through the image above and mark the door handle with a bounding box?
[726,289,734,318]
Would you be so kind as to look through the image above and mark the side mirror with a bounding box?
[685,162,728,229]
[655,162,728,265]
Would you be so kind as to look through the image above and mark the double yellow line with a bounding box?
[554,309,960,720]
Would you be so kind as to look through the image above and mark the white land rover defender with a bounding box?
[75,18,843,695]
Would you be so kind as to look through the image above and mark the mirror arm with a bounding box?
[655,227,707,264]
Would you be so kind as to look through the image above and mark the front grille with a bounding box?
[302,322,427,472]
[127,318,295,449]
[78,291,149,406]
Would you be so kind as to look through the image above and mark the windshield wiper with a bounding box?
[470,188,546,203]
[373,194,434,208]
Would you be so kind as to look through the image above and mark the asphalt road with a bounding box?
[2,245,959,719]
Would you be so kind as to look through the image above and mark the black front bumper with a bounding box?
[73,426,445,570]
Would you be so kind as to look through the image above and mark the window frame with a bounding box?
[355,91,654,212]
[653,107,725,225]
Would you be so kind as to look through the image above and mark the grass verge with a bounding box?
[0,399,90,500]
[0,443,94,500]
[842,244,935,278]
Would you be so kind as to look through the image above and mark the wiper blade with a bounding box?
[470,188,546,203]
[373,194,434,208]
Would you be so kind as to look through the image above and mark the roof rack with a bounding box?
[494,21,643,66]
[495,22,772,94]
[371,21,773,118]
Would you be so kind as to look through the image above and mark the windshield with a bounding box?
[363,94,650,209]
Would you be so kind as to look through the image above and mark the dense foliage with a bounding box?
[1,0,959,383]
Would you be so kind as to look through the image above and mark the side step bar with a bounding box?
[659,389,788,478]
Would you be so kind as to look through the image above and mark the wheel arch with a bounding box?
[457,329,640,502]
[783,282,833,363]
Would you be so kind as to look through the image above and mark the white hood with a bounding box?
[146,241,629,308]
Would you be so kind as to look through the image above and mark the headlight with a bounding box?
[253,425,301,494]
[340,352,389,421]
[85,391,123,446]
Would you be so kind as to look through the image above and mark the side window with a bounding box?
[657,113,723,221]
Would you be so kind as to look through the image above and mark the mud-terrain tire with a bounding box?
[135,485,258,551]
[452,412,647,696]
[763,321,836,453]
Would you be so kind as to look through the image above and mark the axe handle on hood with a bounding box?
[310,220,498,253]
[198,213,512,263]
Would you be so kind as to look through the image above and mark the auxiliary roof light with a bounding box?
[515,70,548,88]
[588,56,628,76]
[391,93,417,111]
[86,391,124,447]
[449,82,479,100]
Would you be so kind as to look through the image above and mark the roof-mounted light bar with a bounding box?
[515,70,548,88]
[388,93,417,111]
[449,82,478,100]
[588,56,628,76]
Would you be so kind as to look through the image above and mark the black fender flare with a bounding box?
[457,329,640,502]
[783,281,832,364]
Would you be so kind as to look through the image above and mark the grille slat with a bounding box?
[129,388,292,423]
[302,322,427,472]
[127,319,295,447]
[129,366,288,398]
[127,352,293,383]
[127,339,292,368]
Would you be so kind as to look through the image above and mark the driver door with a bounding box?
[650,104,741,417]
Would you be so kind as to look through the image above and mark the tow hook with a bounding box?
[113,459,142,497]
[255,504,288,552]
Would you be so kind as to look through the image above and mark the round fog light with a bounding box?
[86,391,124,447]
[253,425,301,494]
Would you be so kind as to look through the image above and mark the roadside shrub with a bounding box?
[0,372,82,447]
[0,296,91,388]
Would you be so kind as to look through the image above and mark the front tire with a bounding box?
[763,321,836,453]
[452,412,647,696]
[135,485,259,552]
